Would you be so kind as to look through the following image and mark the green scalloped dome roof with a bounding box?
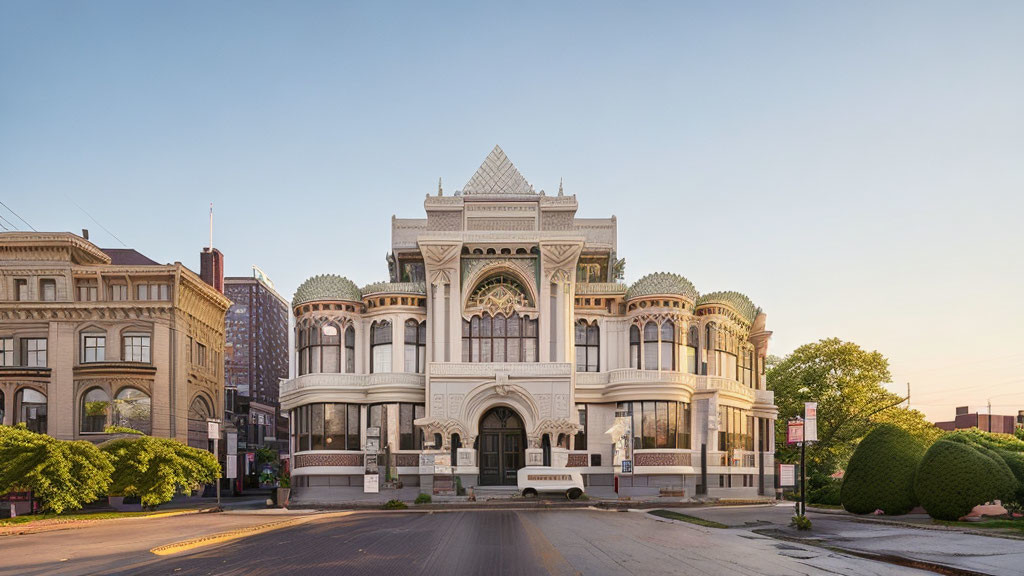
[360,281,427,297]
[292,274,362,307]
[626,272,698,301]
[696,291,759,322]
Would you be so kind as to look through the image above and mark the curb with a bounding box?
[0,506,217,537]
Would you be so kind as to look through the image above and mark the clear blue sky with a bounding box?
[2,1,1022,421]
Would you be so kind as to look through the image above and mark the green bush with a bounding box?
[101,434,220,508]
[383,499,408,510]
[414,493,432,504]
[915,438,1017,520]
[809,479,842,506]
[841,424,925,515]
[0,425,114,514]
[791,515,812,530]
[944,430,1024,506]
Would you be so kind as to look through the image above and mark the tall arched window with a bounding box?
[685,324,699,374]
[629,325,641,368]
[297,321,308,374]
[344,326,356,373]
[643,322,659,370]
[114,388,152,434]
[461,312,538,363]
[370,321,393,373]
[16,388,46,433]
[81,387,110,433]
[188,396,213,449]
[298,320,322,375]
[575,320,599,372]
[404,320,426,373]
[705,322,715,375]
[320,322,341,373]
[660,320,675,371]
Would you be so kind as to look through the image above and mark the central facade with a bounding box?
[282,146,778,499]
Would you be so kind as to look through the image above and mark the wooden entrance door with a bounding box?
[478,407,525,486]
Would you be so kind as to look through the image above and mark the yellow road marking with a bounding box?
[150,511,356,556]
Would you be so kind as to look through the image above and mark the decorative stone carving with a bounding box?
[536,394,552,418]
[634,452,693,467]
[447,394,464,419]
[532,418,579,438]
[461,146,536,196]
[427,211,463,232]
[294,453,364,468]
[431,394,445,418]
[554,394,569,418]
[567,454,588,467]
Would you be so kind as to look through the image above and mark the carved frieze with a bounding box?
[431,394,445,418]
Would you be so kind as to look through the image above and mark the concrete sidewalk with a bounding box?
[676,504,1024,576]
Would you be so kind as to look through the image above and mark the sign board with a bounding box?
[207,420,219,439]
[787,419,804,444]
[246,452,255,462]
[366,426,381,437]
[363,474,379,493]
[226,457,237,479]
[804,402,818,443]
[433,475,454,495]
[226,432,237,456]
[418,454,435,474]
[434,454,452,474]
[365,454,378,474]
[780,464,796,486]
[366,438,380,452]
[457,448,474,467]
[620,460,633,474]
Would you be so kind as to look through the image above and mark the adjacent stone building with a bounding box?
[281,146,778,499]
[0,232,231,446]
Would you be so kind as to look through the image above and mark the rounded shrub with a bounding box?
[915,438,1017,520]
[841,424,924,515]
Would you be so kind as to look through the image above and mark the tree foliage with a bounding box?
[915,437,1017,520]
[841,424,925,514]
[0,424,113,513]
[101,435,220,508]
[769,338,940,489]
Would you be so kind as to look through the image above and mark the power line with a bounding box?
[0,200,35,231]
[0,213,17,230]
[67,197,128,247]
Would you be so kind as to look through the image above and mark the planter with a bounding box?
[276,487,291,508]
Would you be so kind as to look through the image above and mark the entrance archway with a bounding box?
[478,406,526,486]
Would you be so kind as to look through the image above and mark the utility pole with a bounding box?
[988,399,993,433]
[907,382,911,409]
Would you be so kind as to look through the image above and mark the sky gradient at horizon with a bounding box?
[2,1,1022,421]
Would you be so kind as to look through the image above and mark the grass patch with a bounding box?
[0,509,187,527]
[933,519,1024,533]
[649,510,728,528]
[808,503,844,510]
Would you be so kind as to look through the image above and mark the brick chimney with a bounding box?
[200,248,224,293]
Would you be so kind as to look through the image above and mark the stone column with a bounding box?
[2,385,13,426]
[431,282,445,363]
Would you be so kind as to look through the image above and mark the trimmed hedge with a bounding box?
[841,424,925,515]
[915,438,1017,520]
[945,430,1024,504]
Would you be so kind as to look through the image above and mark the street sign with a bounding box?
[780,464,796,486]
[226,457,237,479]
[226,432,237,456]
[804,402,818,443]
[787,419,804,444]
[207,420,219,439]
[363,474,379,493]
[621,460,633,474]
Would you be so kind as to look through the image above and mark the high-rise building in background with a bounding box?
[224,270,290,486]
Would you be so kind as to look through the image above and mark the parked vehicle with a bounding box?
[517,467,585,500]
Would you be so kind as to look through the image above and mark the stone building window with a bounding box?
[294,403,360,451]
[660,320,675,371]
[629,325,640,368]
[114,388,151,434]
[0,337,13,367]
[685,325,699,374]
[575,404,588,450]
[643,322,659,369]
[574,320,599,372]
[404,320,426,373]
[461,313,538,363]
[619,401,691,450]
[21,337,46,367]
[16,388,47,433]
[108,283,128,301]
[76,279,98,301]
[137,283,170,300]
[345,326,356,373]
[370,321,392,373]
[81,333,105,363]
[740,347,754,387]
[399,403,426,450]
[40,279,56,301]
[81,388,110,433]
[718,405,754,457]
[124,334,151,363]
[14,279,28,301]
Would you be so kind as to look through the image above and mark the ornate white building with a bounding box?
[282,146,777,499]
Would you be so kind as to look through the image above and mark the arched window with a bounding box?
[344,326,356,373]
[740,346,754,387]
[575,320,599,372]
[685,325,699,374]
[81,387,110,433]
[114,388,151,434]
[404,320,426,373]
[297,321,308,374]
[320,322,341,373]
[451,433,461,468]
[370,321,392,373]
[660,320,675,371]
[15,388,47,433]
[643,322,659,370]
[461,313,538,363]
[705,323,715,375]
[629,325,641,368]
[188,396,213,449]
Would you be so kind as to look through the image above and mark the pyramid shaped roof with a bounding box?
[461,145,535,195]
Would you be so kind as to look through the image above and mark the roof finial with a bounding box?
[438,177,443,196]
[558,178,564,196]
[208,202,214,250]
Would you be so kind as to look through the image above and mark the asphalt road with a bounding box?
[100,509,929,576]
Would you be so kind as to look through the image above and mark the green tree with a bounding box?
[101,431,220,508]
[0,424,113,513]
[769,338,938,489]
